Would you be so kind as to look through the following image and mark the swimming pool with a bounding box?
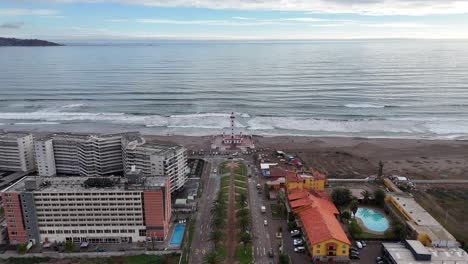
[355,208,389,232]
[169,224,185,247]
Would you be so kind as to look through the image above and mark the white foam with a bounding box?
[14,122,60,125]
[62,103,85,109]
[2,110,468,138]
[345,103,386,108]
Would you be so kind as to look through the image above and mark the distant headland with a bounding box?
[0,37,63,46]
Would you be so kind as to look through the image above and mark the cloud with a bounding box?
[0,8,59,16]
[366,22,432,28]
[134,18,282,26]
[109,17,355,26]
[0,22,24,29]
[35,0,468,16]
[232,17,252,20]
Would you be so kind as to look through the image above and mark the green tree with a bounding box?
[341,211,351,221]
[350,199,359,218]
[211,229,223,245]
[277,190,287,215]
[392,223,407,241]
[239,232,252,246]
[279,254,290,264]
[331,188,352,213]
[288,221,298,231]
[64,240,74,252]
[204,250,220,264]
[17,243,28,254]
[374,189,386,207]
[238,192,247,208]
[238,214,250,231]
[348,220,362,238]
[361,190,371,204]
[236,207,249,218]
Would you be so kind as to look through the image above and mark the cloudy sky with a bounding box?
[1,0,468,40]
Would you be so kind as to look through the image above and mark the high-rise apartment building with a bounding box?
[0,132,36,172]
[34,133,127,177]
[2,173,171,245]
[34,138,56,176]
[122,134,187,193]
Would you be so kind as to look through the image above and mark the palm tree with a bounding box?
[211,229,223,245]
[361,190,371,204]
[236,207,249,218]
[211,215,225,230]
[204,250,219,264]
[238,192,247,208]
[350,199,359,218]
[239,231,252,248]
[238,214,250,231]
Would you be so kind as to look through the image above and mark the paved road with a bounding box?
[189,159,222,264]
[247,159,276,264]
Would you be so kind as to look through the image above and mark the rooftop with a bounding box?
[0,131,32,139]
[287,189,349,245]
[3,175,167,193]
[383,241,468,264]
[388,193,456,242]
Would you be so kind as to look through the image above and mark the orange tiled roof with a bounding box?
[286,171,302,183]
[290,191,349,245]
[287,188,308,201]
[312,170,326,180]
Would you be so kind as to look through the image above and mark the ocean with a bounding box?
[1,39,468,139]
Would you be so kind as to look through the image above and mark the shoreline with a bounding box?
[2,128,468,180]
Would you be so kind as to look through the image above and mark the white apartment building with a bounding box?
[0,132,36,172]
[34,138,56,176]
[35,133,127,177]
[122,135,187,193]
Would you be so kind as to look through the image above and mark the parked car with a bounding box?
[268,248,274,258]
[350,246,359,251]
[290,230,301,237]
[376,257,383,262]
[356,241,363,249]
[293,239,303,246]
[294,246,305,253]
[213,169,217,173]
[264,220,268,226]
[377,261,385,264]
[350,249,359,255]
[361,241,367,247]
[350,255,360,260]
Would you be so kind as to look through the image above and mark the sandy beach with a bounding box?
[145,134,468,180]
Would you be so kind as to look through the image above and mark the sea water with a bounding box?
[1,40,468,138]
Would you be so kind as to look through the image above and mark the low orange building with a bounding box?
[288,189,351,259]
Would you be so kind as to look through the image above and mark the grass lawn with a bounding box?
[221,176,230,188]
[234,163,247,176]
[235,175,247,182]
[270,203,287,220]
[214,244,227,260]
[219,162,230,175]
[353,232,386,240]
[235,243,253,264]
[235,187,247,195]
[234,180,247,188]
[180,218,195,264]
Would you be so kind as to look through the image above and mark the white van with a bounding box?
[356,241,363,249]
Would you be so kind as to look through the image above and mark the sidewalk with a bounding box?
[0,249,180,260]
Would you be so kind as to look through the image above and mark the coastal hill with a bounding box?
[0,37,63,46]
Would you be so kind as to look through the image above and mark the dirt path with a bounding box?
[226,162,238,263]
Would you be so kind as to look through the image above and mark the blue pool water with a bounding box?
[355,208,389,232]
[169,224,185,247]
